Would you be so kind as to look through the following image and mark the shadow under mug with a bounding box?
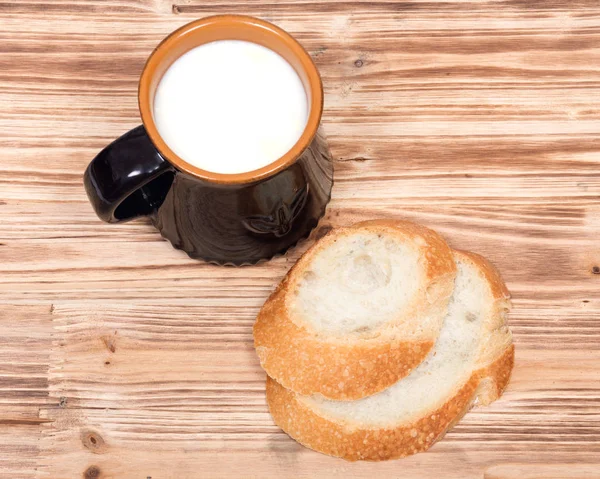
[84,15,333,265]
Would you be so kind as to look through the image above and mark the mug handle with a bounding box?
[84,125,174,223]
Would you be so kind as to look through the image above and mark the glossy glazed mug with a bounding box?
[84,15,333,265]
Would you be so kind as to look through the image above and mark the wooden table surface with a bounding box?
[2,1,600,477]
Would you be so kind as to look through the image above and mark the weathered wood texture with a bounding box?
[1,0,599,477]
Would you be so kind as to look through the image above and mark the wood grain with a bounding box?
[1,0,599,477]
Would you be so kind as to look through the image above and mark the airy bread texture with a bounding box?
[254,220,457,400]
[266,250,513,461]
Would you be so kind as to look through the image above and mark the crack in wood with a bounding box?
[337,156,375,162]
[0,417,53,425]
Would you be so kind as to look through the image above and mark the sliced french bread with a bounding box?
[266,250,514,461]
[254,220,457,401]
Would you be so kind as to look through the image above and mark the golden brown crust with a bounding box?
[353,220,457,283]
[255,285,433,399]
[454,250,513,368]
[474,344,515,406]
[253,220,456,400]
[266,344,515,461]
[453,250,511,302]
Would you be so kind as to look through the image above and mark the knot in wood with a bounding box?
[81,429,107,454]
[84,465,101,479]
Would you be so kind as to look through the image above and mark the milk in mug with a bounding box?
[153,40,309,175]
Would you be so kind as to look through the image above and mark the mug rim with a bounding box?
[138,15,324,185]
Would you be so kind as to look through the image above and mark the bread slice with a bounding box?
[254,219,457,401]
[266,250,514,461]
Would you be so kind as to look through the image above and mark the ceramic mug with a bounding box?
[84,15,333,265]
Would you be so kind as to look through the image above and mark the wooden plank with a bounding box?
[0,306,52,412]
[34,302,600,477]
[0,306,52,479]
[0,424,46,479]
[484,464,600,479]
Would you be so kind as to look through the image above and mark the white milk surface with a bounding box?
[153,40,308,174]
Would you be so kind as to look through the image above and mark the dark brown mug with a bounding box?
[84,15,333,265]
